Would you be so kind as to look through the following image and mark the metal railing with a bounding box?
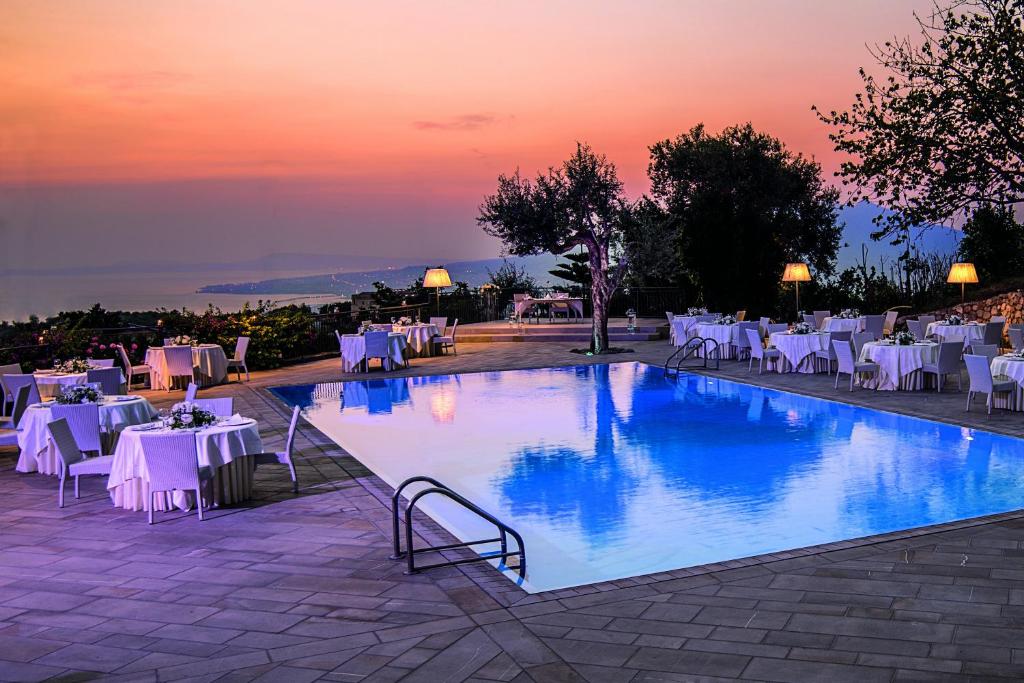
[390,476,526,578]
[664,336,721,375]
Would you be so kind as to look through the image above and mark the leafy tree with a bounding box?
[958,204,1024,280]
[816,0,1024,239]
[486,259,539,294]
[647,124,842,316]
[548,249,591,296]
[479,144,637,353]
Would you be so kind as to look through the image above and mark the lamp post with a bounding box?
[947,262,978,309]
[423,268,452,316]
[781,263,811,319]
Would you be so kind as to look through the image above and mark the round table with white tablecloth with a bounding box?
[926,322,985,345]
[768,331,830,373]
[33,369,127,399]
[858,340,939,390]
[393,324,440,356]
[15,396,157,475]
[822,317,864,333]
[144,344,228,390]
[989,354,1024,411]
[339,333,407,372]
[107,418,262,511]
[693,323,741,359]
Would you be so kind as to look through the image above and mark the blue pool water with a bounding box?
[271,362,1024,592]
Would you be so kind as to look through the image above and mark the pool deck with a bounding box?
[3,339,1024,681]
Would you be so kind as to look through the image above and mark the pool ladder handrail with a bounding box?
[390,476,527,578]
[664,336,721,375]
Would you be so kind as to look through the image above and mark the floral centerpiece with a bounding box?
[55,385,101,404]
[891,330,916,345]
[167,402,217,430]
[944,314,964,325]
[172,335,197,346]
[792,322,813,335]
[714,314,737,325]
[54,358,91,374]
[1010,348,1024,359]
[396,316,412,326]
[835,308,860,319]
[686,306,708,316]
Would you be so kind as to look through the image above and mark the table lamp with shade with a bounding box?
[781,262,811,318]
[946,262,978,307]
[423,267,452,315]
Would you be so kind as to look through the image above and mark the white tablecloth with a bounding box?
[108,419,262,511]
[670,317,702,346]
[769,332,829,373]
[393,324,440,356]
[15,396,157,475]
[33,370,127,399]
[990,355,1024,411]
[694,323,742,359]
[859,341,939,391]
[926,323,985,345]
[340,333,408,372]
[822,317,864,333]
[514,297,584,319]
[145,345,228,390]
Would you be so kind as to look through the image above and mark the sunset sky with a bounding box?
[1,0,931,271]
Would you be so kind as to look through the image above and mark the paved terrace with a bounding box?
[3,339,1024,682]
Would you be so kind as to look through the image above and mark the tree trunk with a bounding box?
[589,245,611,354]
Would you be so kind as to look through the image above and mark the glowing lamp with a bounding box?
[946,262,978,306]
[424,268,452,314]
[781,263,812,317]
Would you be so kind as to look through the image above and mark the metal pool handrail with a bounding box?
[664,336,721,375]
[390,475,526,578]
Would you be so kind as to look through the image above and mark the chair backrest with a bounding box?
[116,344,133,373]
[3,374,40,407]
[86,367,122,395]
[429,317,448,330]
[832,339,856,373]
[767,323,789,336]
[964,354,994,393]
[163,346,194,376]
[371,324,394,332]
[0,363,23,402]
[971,344,999,361]
[991,316,1006,324]
[802,314,817,327]
[883,311,898,335]
[735,310,747,322]
[906,320,924,338]
[665,311,674,323]
[1009,326,1024,352]
[284,405,300,458]
[185,382,198,402]
[852,332,874,358]
[448,319,459,339]
[734,322,758,350]
[89,359,115,368]
[982,321,1003,346]
[233,336,249,362]
[364,331,389,359]
[918,315,936,328]
[50,403,102,453]
[935,341,963,372]
[812,311,830,330]
[335,330,344,350]
[47,418,85,470]
[862,314,884,340]
[194,397,233,417]
[758,316,770,337]
[139,432,202,492]
[164,338,176,347]
[10,385,31,429]
[744,328,764,359]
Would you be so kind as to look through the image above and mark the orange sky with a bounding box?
[0,0,931,266]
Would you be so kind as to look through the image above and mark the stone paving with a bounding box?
[2,339,1024,681]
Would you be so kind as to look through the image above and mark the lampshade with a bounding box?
[947,262,979,284]
[781,263,811,283]
[423,268,452,288]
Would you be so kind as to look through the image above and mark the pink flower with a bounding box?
[91,336,99,343]
[85,348,93,355]
[131,343,139,350]
[99,344,107,351]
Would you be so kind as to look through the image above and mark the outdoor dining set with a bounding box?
[336,317,458,372]
[669,309,1024,414]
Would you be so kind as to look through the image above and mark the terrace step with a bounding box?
[457,331,665,343]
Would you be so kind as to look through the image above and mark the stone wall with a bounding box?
[928,289,1024,324]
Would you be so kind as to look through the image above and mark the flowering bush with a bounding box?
[167,402,217,430]
[56,385,101,404]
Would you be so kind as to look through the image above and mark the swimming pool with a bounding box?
[271,362,1024,593]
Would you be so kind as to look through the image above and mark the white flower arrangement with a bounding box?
[54,358,91,374]
[1011,348,1024,358]
[172,335,197,346]
[836,308,860,319]
[892,330,916,345]
[686,307,708,316]
[792,322,813,335]
[715,314,737,325]
[396,316,412,326]
[167,401,217,430]
[945,314,964,325]
[56,385,101,404]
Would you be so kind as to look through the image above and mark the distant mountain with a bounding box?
[198,254,563,296]
[836,204,960,270]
